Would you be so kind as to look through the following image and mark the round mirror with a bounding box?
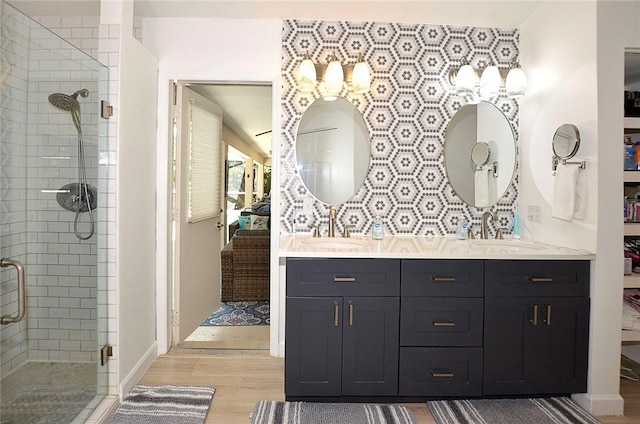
[552,123,580,159]
[444,101,516,208]
[295,97,371,205]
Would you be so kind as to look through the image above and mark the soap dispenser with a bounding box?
[457,218,468,240]
[372,216,384,240]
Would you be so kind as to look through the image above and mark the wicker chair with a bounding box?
[220,230,270,301]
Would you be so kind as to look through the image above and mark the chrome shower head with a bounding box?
[48,92,79,112]
[48,89,89,112]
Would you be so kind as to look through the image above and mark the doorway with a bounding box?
[170,82,272,351]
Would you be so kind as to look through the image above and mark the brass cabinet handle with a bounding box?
[432,276,456,282]
[432,321,456,327]
[529,277,553,283]
[544,304,552,326]
[431,371,454,378]
[334,302,339,327]
[530,304,538,326]
[349,302,354,326]
[334,276,356,282]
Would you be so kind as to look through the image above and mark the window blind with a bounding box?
[188,101,221,223]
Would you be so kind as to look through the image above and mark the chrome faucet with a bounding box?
[481,210,498,239]
[328,207,337,237]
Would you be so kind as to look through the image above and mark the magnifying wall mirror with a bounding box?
[552,124,580,159]
[444,101,516,208]
[295,97,371,205]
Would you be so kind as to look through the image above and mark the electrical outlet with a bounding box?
[527,205,541,223]
[302,197,313,214]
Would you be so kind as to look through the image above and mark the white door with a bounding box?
[172,84,224,344]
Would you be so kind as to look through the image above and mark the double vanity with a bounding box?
[284,89,592,401]
[280,236,593,401]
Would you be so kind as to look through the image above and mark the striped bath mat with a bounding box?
[428,397,601,424]
[107,385,215,424]
[250,401,417,424]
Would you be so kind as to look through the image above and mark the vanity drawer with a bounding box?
[485,260,589,298]
[401,259,483,297]
[399,347,483,397]
[286,258,400,297]
[400,297,483,347]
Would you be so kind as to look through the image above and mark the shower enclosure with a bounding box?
[1,2,108,422]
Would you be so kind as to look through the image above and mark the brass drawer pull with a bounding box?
[432,276,456,282]
[432,321,456,327]
[431,371,454,378]
[334,276,356,282]
[544,304,552,326]
[529,277,553,283]
[530,304,538,326]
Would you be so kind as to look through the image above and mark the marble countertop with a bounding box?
[279,235,595,260]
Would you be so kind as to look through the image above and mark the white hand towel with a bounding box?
[474,168,490,207]
[573,167,587,220]
[552,164,579,221]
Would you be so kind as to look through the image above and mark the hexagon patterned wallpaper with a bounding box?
[280,19,520,237]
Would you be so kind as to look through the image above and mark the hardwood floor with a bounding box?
[139,349,640,424]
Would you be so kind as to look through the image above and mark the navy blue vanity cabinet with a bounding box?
[398,259,484,397]
[483,260,590,395]
[285,258,400,399]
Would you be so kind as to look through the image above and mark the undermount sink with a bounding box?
[469,239,546,250]
[299,237,370,250]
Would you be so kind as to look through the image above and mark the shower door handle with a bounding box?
[1,258,26,325]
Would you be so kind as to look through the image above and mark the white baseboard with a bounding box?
[119,342,158,398]
[572,393,624,416]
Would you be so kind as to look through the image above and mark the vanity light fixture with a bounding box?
[449,57,527,101]
[323,53,344,100]
[505,60,528,98]
[450,56,478,95]
[351,53,372,94]
[296,52,372,98]
[479,60,501,100]
[297,52,317,93]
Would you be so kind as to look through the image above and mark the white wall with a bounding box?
[519,3,597,251]
[142,17,282,354]
[519,1,640,415]
[591,0,640,415]
[115,2,159,395]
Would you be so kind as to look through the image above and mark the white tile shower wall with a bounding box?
[33,15,100,61]
[280,20,520,236]
[0,3,30,377]
[27,17,99,362]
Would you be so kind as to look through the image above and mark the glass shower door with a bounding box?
[0,2,108,422]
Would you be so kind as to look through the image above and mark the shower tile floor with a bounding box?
[1,362,96,424]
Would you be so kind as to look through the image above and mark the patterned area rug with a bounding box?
[202,301,270,326]
[428,397,601,424]
[106,385,215,424]
[250,401,416,424]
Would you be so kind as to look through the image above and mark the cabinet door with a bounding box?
[484,297,590,396]
[483,297,538,395]
[285,297,342,397]
[535,297,589,394]
[342,296,399,396]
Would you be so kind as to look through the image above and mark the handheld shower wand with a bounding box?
[48,88,96,240]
